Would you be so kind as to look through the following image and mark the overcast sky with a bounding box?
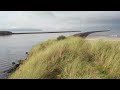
[0,11,120,31]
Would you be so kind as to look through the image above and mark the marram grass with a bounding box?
[8,37,120,79]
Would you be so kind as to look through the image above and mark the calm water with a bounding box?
[0,31,78,78]
[0,28,120,79]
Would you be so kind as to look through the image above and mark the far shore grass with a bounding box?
[8,37,120,79]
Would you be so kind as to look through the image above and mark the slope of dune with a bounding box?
[8,37,120,79]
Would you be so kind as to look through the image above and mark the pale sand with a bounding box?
[86,37,120,41]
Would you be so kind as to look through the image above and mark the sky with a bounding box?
[0,11,120,31]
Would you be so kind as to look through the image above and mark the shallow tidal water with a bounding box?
[0,32,78,79]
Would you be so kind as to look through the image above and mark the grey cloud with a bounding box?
[0,11,120,30]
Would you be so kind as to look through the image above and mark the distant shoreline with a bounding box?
[0,31,81,36]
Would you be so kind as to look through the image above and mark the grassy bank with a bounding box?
[8,37,120,79]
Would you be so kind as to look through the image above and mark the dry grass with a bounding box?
[8,37,120,79]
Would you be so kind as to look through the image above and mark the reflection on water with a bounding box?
[0,32,77,79]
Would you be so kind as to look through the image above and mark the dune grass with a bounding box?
[8,37,120,79]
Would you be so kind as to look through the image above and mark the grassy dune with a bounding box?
[8,37,120,79]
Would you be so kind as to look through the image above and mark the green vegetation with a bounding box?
[57,35,66,40]
[8,37,120,79]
